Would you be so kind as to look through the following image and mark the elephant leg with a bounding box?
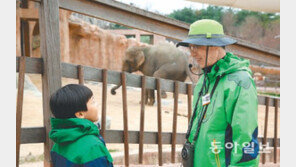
[145,89,149,104]
[152,67,169,102]
[147,89,155,106]
[153,63,187,100]
[140,89,149,105]
[161,90,167,98]
[138,88,150,105]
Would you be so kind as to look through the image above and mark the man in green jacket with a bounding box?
[177,19,259,167]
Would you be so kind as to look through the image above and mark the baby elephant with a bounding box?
[111,42,194,105]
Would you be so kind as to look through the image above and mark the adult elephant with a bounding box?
[111,42,195,105]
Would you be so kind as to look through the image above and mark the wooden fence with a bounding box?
[16,56,280,166]
[17,0,280,166]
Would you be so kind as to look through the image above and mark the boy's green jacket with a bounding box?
[49,118,113,166]
[188,52,259,167]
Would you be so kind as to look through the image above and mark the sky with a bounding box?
[115,0,208,15]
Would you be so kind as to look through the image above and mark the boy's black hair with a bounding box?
[50,84,93,119]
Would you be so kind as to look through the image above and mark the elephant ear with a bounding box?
[135,51,145,67]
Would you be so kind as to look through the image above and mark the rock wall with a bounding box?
[17,9,149,72]
[66,16,148,71]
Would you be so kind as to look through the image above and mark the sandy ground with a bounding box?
[19,74,280,166]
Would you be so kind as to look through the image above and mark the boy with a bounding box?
[49,84,113,166]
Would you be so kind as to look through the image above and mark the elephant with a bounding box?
[111,42,195,105]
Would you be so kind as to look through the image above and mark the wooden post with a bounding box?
[16,56,26,167]
[274,99,279,163]
[101,69,108,138]
[77,65,84,85]
[20,0,31,57]
[262,97,269,164]
[20,20,31,57]
[187,84,192,124]
[38,0,62,166]
[139,76,146,164]
[171,81,179,163]
[121,72,129,166]
[156,78,163,166]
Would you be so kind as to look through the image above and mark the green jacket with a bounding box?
[49,118,113,166]
[188,52,259,167]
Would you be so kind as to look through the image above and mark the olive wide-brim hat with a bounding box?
[177,19,237,47]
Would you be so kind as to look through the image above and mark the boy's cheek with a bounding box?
[94,108,99,122]
[95,111,99,121]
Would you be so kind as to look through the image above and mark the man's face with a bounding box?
[189,45,225,68]
[189,45,208,68]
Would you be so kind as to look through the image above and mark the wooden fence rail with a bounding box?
[16,56,26,167]
[156,78,163,166]
[171,81,179,163]
[262,97,270,164]
[16,57,280,106]
[101,69,108,138]
[121,72,130,166]
[139,76,146,164]
[21,127,280,146]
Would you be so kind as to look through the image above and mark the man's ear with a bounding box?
[75,111,85,119]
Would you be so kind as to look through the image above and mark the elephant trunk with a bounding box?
[111,65,131,95]
[111,84,121,95]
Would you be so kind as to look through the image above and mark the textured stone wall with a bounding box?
[17,9,149,72]
[66,16,148,71]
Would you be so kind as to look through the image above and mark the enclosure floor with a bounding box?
[19,74,280,166]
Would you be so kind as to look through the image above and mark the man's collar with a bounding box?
[202,64,214,73]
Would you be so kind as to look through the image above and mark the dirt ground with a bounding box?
[19,74,280,166]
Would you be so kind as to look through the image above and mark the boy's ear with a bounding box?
[75,111,85,119]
